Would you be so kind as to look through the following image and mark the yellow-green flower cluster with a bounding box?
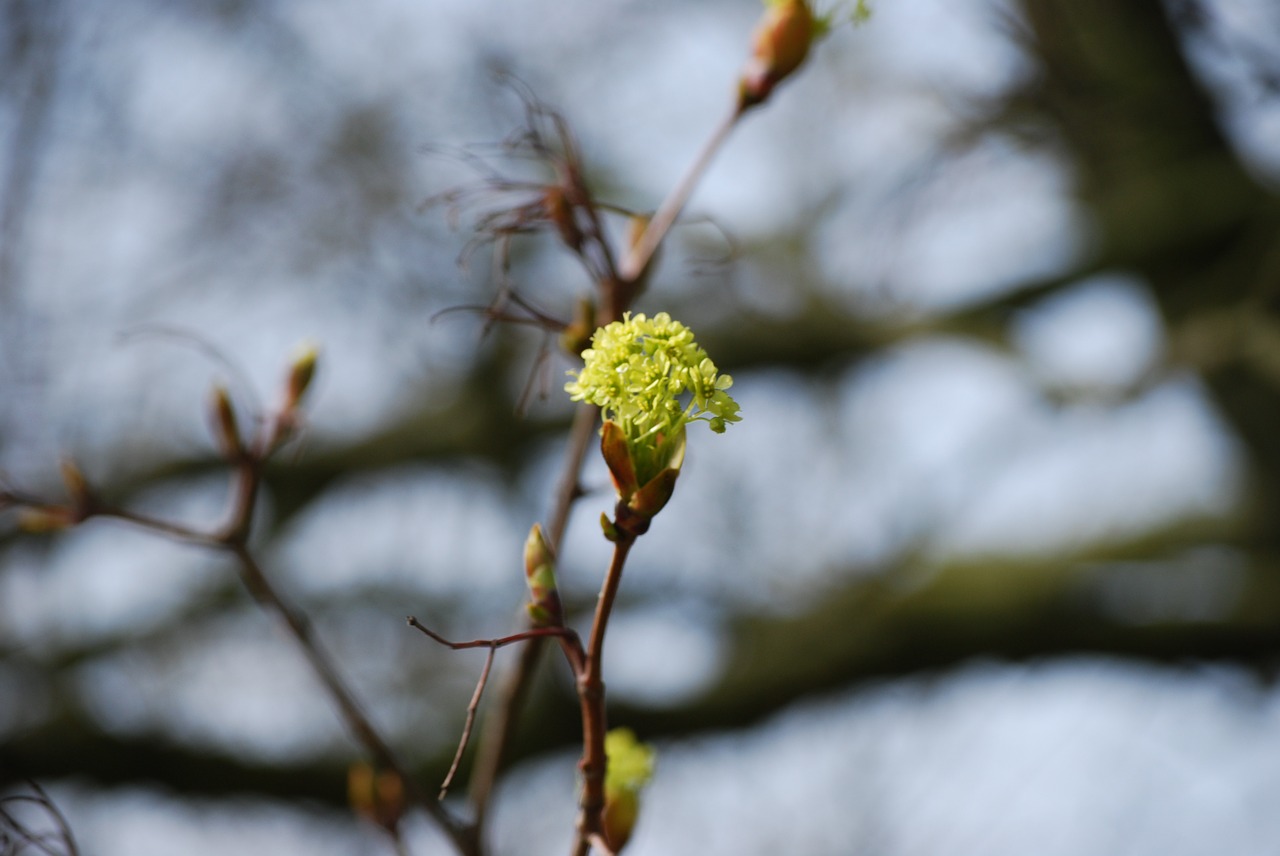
[565,312,741,444]
[602,728,656,851]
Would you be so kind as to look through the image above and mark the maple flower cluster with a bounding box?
[565,311,741,446]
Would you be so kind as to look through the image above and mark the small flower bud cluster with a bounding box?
[565,312,740,449]
[566,312,740,534]
[601,728,656,852]
[347,762,404,832]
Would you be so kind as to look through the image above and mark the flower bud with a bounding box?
[348,761,376,817]
[739,0,816,109]
[373,770,405,829]
[286,343,319,410]
[600,420,639,502]
[545,185,584,253]
[602,728,655,852]
[524,523,563,627]
[17,506,74,533]
[209,384,243,459]
[347,762,403,830]
[59,458,90,508]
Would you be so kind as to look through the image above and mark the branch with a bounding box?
[465,100,745,847]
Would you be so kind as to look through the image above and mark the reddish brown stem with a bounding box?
[571,531,635,856]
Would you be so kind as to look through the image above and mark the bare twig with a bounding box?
[406,618,577,652]
[407,616,585,804]
[439,645,496,801]
[616,105,744,285]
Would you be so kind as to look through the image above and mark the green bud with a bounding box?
[602,728,655,852]
[523,523,563,626]
[600,512,620,543]
[286,343,320,409]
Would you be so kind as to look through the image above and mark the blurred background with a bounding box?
[3,0,1280,853]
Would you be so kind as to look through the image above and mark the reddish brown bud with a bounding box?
[601,421,639,502]
[18,506,74,533]
[59,458,90,507]
[347,763,404,831]
[739,0,816,109]
[630,467,681,520]
[348,762,376,817]
[372,770,404,829]
[544,185,584,252]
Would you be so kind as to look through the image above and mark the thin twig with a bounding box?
[439,645,496,800]
[406,617,576,652]
[616,105,743,285]
[407,616,585,806]
[28,782,76,856]
[0,781,77,856]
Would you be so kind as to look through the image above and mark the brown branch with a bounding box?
[466,95,745,856]
[4,388,481,855]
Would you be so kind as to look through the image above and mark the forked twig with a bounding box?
[406,617,583,802]
[439,645,496,800]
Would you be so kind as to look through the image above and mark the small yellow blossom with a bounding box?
[565,312,741,442]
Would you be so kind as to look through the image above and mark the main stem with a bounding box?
[571,531,635,856]
[468,94,747,855]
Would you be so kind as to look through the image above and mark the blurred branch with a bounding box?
[1,357,479,855]
[0,780,78,856]
[1013,0,1280,541]
[12,528,1280,804]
